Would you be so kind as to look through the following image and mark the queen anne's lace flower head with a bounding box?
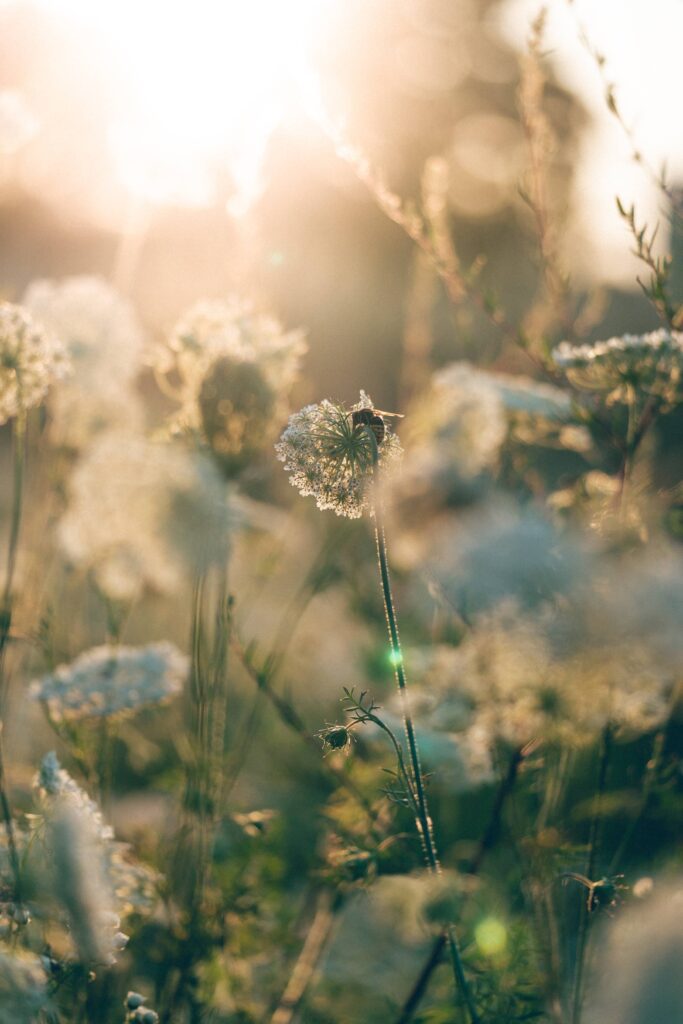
[57,434,236,600]
[155,297,307,434]
[31,642,188,721]
[23,276,145,447]
[0,301,70,425]
[36,751,113,840]
[552,329,683,406]
[275,391,403,518]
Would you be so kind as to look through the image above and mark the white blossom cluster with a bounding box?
[35,754,158,919]
[31,642,188,721]
[392,364,575,525]
[36,751,113,841]
[275,391,403,518]
[57,434,236,599]
[410,540,682,755]
[427,504,583,617]
[0,301,70,425]
[552,329,683,406]
[23,276,145,447]
[48,801,128,964]
[156,297,307,432]
[407,362,507,479]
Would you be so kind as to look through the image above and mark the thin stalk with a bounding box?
[608,729,665,876]
[270,890,337,1024]
[2,410,26,620]
[367,430,479,1024]
[395,746,525,1024]
[571,724,612,1024]
[0,412,28,906]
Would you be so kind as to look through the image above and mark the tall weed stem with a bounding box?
[571,723,612,1024]
[368,429,479,1024]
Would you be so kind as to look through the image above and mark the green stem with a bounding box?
[1,411,26,656]
[571,723,612,1024]
[366,429,479,1024]
[395,746,524,1024]
[0,412,28,907]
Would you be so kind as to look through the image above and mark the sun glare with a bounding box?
[36,0,335,209]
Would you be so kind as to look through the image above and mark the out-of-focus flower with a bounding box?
[275,391,403,518]
[0,948,46,1024]
[57,434,236,600]
[585,882,683,1024]
[391,364,574,527]
[427,504,583,618]
[411,541,682,751]
[0,90,39,156]
[23,276,145,447]
[154,298,306,470]
[552,329,683,407]
[36,754,158,948]
[36,751,113,841]
[198,355,277,476]
[31,642,188,721]
[407,363,507,481]
[125,991,160,1024]
[0,302,70,425]
[48,800,127,964]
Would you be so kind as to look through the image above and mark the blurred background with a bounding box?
[0,3,682,1022]
[0,0,681,405]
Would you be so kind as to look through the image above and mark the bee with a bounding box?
[351,407,403,445]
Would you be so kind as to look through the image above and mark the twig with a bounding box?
[270,890,337,1024]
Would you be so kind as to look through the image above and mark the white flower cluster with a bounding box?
[552,329,683,405]
[36,751,113,840]
[57,434,236,599]
[411,540,682,753]
[35,754,159,923]
[0,301,69,425]
[23,276,145,447]
[31,642,188,721]
[276,391,403,518]
[156,297,307,432]
[427,504,583,617]
[49,801,128,964]
[408,363,507,479]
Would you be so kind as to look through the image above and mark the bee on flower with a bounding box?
[275,391,403,518]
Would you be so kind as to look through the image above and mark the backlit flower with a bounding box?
[31,642,188,721]
[0,301,69,425]
[552,329,683,406]
[275,391,403,518]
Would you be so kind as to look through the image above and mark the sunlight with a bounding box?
[36,0,335,209]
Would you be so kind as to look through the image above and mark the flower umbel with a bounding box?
[552,329,683,406]
[0,301,69,425]
[275,391,403,518]
[30,642,188,722]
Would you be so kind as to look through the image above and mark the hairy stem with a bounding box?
[367,431,478,1023]
[571,724,612,1024]
[395,746,524,1024]
[0,413,28,906]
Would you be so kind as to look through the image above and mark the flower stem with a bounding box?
[0,411,28,907]
[366,429,479,1023]
[571,723,612,1024]
[1,410,26,652]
